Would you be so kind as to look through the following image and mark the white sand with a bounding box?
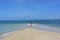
[2,28,60,40]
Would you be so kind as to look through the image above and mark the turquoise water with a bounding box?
[0,23,28,34]
[0,20,60,35]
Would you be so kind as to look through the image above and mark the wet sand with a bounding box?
[2,28,60,40]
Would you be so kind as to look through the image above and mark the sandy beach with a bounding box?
[2,28,60,40]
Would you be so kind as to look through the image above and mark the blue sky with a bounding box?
[0,0,60,20]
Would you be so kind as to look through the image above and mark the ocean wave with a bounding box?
[28,24,60,33]
[27,23,37,25]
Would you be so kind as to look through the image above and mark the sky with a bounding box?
[0,0,60,20]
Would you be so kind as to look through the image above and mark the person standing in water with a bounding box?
[28,21,32,29]
[30,21,32,28]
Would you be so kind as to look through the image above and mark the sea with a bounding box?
[0,20,60,38]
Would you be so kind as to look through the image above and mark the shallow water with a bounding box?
[0,23,28,35]
[0,20,60,35]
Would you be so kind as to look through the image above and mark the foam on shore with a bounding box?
[2,31,17,37]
